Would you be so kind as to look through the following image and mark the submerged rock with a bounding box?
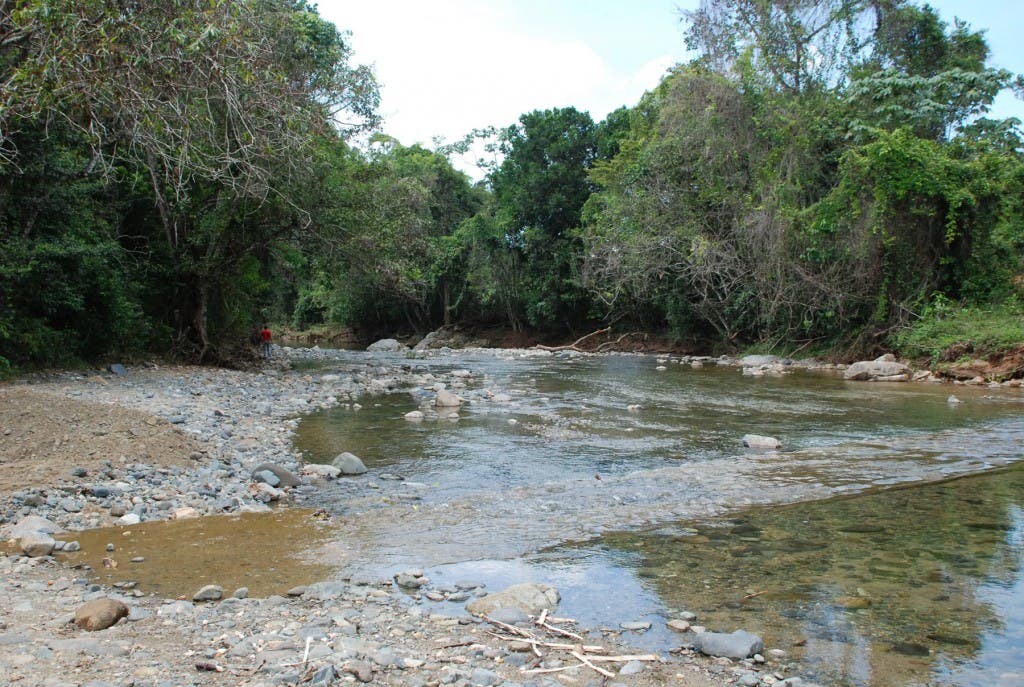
[434,389,463,407]
[465,582,560,617]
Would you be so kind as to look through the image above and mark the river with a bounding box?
[291,350,1024,687]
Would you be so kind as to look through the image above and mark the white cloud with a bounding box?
[319,0,676,150]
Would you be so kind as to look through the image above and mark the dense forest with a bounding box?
[2,0,1023,372]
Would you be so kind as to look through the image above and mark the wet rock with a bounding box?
[302,464,342,479]
[434,389,463,407]
[404,410,425,422]
[74,598,129,631]
[620,621,652,631]
[394,570,429,589]
[742,434,781,450]
[466,583,559,617]
[20,534,56,557]
[251,462,301,487]
[333,452,367,475]
[367,338,408,353]
[740,355,779,368]
[692,629,764,659]
[947,395,963,404]
[843,358,911,381]
[193,585,224,602]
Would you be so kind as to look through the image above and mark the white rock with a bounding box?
[301,464,342,479]
[742,434,781,449]
[404,411,425,422]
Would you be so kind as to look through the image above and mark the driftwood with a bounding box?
[534,327,611,352]
[596,331,641,352]
[484,611,661,680]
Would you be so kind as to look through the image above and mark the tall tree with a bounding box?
[1,0,378,360]
[485,107,598,329]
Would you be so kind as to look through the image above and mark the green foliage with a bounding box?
[580,1,1024,352]
[893,296,1024,362]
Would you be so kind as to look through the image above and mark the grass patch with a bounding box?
[893,297,1024,363]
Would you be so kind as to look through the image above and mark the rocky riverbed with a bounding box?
[3,344,978,687]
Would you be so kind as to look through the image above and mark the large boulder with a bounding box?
[466,583,560,617]
[692,629,764,659]
[332,452,368,475]
[843,356,911,381]
[366,338,409,353]
[20,533,56,557]
[74,598,130,631]
[251,462,302,488]
[3,515,60,540]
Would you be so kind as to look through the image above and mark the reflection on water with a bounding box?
[543,466,1024,687]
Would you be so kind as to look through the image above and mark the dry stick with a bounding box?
[742,590,768,601]
[522,665,576,676]
[583,653,660,663]
[486,631,607,654]
[596,331,640,352]
[572,650,616,678]
[537,609,549,626]
[534,327,611,352]
[485,616,536,638]
[536,622,585,642]
[302,636,312,664]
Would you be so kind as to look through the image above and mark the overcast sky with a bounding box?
[317,0,1024,171]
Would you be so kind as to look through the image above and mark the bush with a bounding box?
[893,295,1024,362]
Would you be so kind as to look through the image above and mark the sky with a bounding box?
[316,0,1024,172]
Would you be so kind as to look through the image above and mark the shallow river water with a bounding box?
[294,351,1024,687]
[69,351,1024,687]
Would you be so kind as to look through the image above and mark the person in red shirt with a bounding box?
[260,325,272,359]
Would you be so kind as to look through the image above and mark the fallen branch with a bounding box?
[537,619,584,641]
[596,331,640,352]
[534,327,611,352]
[572,650,615,678]
[742,590,768,601]
[486,631,607,654]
